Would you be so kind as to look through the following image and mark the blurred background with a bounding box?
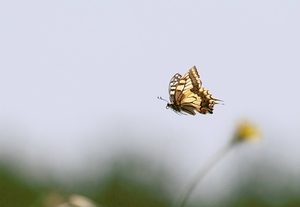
[1,1,300,206]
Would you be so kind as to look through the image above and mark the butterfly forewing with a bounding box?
[189,67,203,92]
[168,73,181,104]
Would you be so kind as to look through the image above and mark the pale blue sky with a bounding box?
[1,1,300,200]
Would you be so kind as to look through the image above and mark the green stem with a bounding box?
[177,142,236,207]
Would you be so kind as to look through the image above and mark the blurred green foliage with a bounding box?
[1,150,300,207]
[0,164,38,206]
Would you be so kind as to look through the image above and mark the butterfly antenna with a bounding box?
[157,96,168,103]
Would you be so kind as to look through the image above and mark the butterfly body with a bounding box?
[163,66,221,115]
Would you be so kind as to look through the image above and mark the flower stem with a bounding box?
[177,142,235,207]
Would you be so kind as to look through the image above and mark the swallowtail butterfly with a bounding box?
[158,66,221,115]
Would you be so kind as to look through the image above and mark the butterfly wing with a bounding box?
[168,73,182,105]
[168,70,197,115]
[189,66,221,114]
[169,70,195,100]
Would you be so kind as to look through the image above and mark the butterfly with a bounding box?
[158,66,222,115]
